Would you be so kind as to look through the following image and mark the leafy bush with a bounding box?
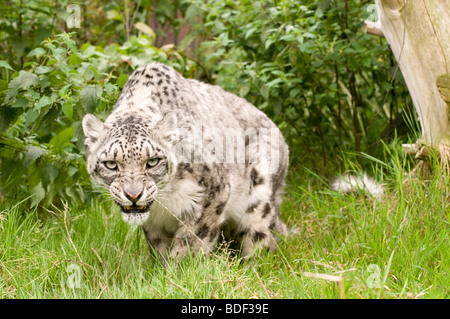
[0,3,196,206]
[187,0,412,169]
[0,0,413,207]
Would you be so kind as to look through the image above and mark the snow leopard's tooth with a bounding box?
[122,205,147,211]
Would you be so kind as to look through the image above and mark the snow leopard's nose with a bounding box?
[124,189,142,203]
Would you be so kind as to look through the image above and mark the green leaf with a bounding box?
[5,71,39,102]
[30,182,46,206]
[316,8,324,18]
[134,22,155,38]
[49,126,75,150]
[269,96,282,114]
[24,145,47,165]
[104,82,115,96]
[0,61,14,71]
[61,101,73,119]
[12,98,29,108]
[116,74,129,88]
[35,66,53,74]
[260,84,269,100]
[24,108,40,127]
[67,165,78,177]
[65,186,81,202]
[42,164,59,186]
[266,78,283,88]
[106,9,122,20]
[35,95,52,110]
[245,27,257,39]
[265,38,275,50]
[80,85,102,113]
[27,47,46,57]
[179,34,196,51]
[289,88,301,98]
[185,4,198,22]
[68,53,83,66]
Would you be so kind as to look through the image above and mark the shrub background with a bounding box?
[0,0,412,207]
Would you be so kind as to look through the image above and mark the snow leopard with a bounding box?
[82,62,290,260]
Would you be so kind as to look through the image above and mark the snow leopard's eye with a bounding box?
[103,161,118,170]
[146,158,160,169]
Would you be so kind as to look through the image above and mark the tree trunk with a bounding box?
[366,0,450,168]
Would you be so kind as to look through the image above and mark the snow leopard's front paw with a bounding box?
[168,236,210,260]
[169,244,190,260]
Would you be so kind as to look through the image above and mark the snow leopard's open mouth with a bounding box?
[120,200,153,214]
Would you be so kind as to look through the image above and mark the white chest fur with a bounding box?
[146,178,205,234]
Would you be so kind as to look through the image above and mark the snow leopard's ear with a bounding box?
[82,114,106,147]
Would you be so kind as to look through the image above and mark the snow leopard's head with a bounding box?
[82,113,176,226]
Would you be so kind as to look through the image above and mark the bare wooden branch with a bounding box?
[372,0,450,163]
[364,19,384,37]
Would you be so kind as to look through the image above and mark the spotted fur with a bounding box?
[82,62,290,260]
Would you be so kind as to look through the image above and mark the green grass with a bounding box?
[1,157,449,299]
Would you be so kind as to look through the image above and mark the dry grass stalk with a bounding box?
[302,272,345,299]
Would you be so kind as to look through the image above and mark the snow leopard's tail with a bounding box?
[331,172,384,200]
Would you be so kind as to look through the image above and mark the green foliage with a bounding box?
[0,2,196,207]
[187,0,412,169]
[1,33,103,206]
[0,0,414,207]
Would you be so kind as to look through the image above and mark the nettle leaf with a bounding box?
[27,47,46,57]
[134,22,155,38]
[179,33,196,51]
[65,186,81,202]
[35,95,52,110]
[67,165,78,177]
[24,109,39,127]
[260,84,269,100]
[80,85,102,113]
[0,60,14,71]
[39,76,51,89]
[35,66,53,74]
[27,87,40,100]
[116,74,129,88]
[61,101,73,119]
[42,163,59,188]
[24,145,47,165]
[30,182,46,206]
[5,71,39,103]
[104,82,116,96]
[49,126,75,150]
[12,98,29,108]
[185,4,198,22]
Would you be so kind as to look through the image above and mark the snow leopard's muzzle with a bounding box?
[110,176,158,226]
